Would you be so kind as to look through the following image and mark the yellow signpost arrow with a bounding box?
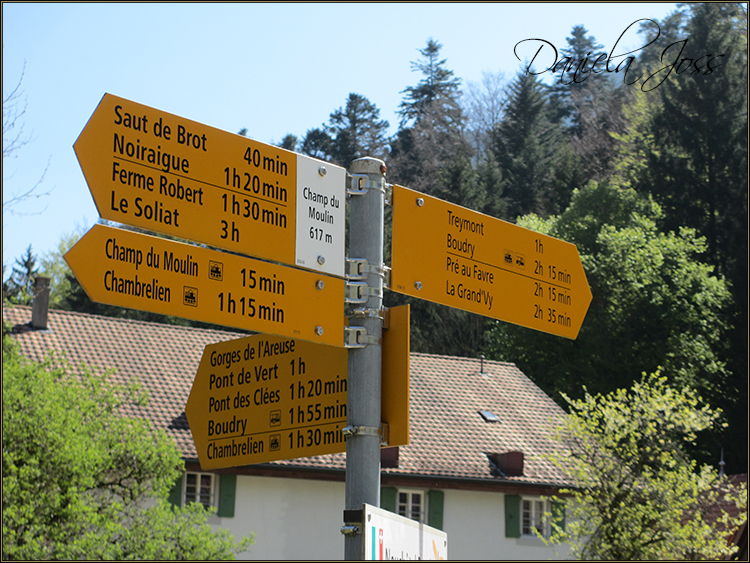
[186,334,349,469]
[186,305,410,470]
[74,93,347,277]
[390,185,592,339]
[64,224,344,347]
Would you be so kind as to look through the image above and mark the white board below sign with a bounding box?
[363,503,448,560]
[295,156,346,277]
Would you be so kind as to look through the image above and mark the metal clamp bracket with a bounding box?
[340,508,364,535]
[346,258,391,288]
[341,423,390,446]
[349,306,389,328]
[344,326,381,348]
[347,173,386,196]
[342,425,381,439]
[346,258,387,280]
[340,525,360,536]
[345,281,383,304]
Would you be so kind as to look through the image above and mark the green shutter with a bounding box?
[552,499,566,534]
[167,475,183,507]
[427,490,444,530]
[217,474,236,517]
[505,494,521,538]
[381,486,397,512]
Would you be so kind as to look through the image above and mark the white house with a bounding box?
[5,303,572,560]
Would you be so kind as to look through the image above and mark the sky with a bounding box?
[2,2,681,282]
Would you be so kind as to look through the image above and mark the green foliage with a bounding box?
[616,4,748,470]
[398,38,462,128]
[489,181,731,440]
[546,372,746,560]
[39,227,83,308]
[326,93,389,167]
[300,127,334,162]
[646,3,747,276]
[389,39,469,196]
[3,245,38,304]
[277,133,299,152]
[2,336,252,560]
[299,93,389,168]
[490,70,562,219]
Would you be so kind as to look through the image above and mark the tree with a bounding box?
[2,334,253,560]
[632,8,689,74]
[546,372,746,559]
[548,25,608,130]
[325,93,389,167]
[631,3,748,471]
[3,245,38,304]
[490,70,561,219]
[397,38,462,128]
[487,180,733,464]
[3,63,51,215]
[277,133,299,152]
[297,94,389,168]
[644,3,747,280]
[39,227,84,308]
[462,70,508,157]
[548,26,631,185]
[299,127,334,162]
[388,39,469,195]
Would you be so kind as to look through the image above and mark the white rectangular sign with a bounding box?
[363,503,448,560]
[295,157,346,277]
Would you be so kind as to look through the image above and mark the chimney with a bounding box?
[31,276,50,330]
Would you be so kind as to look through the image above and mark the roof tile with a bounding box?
[4,305,571,486]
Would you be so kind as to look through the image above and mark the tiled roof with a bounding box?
[4,305,571,487]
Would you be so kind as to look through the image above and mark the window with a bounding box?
[478,410,500,423]
[397,489,426,523]
[381,487,444,530]
[522,498,550,538]
[184,472,216,509]
[169,473,236,517]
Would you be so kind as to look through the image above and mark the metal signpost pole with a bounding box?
[344,157,386,560]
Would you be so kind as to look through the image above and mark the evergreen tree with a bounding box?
[635,2,748,472]
[548,25,630,185]
[645,3,747,282]
[325,93,389,167]
[397,38,462,128]
[632,8,689,75]
[277,133,298,152]
[490,70,560,219]
[299,127,334,162]
[386,39,491,356]
[388,39,470,196]
[549,25,608,131]
[3,245,39,304]
[298,94,389,168]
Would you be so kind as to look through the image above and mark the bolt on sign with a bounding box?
[74,93,346,277]
[390,185,592,339]
[186,305,411,470]
[64,224,344,347]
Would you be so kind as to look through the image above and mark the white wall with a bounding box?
[214,475,569,560]
[443,488,570,560]
[219,475,345,560]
